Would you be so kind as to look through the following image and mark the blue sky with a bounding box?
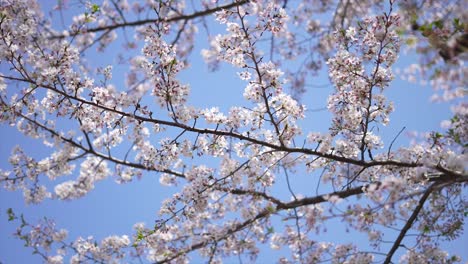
[0,1,466,263]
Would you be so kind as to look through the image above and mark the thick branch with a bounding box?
[383,175,468,263]
[221,187,285,206]
[51,0,249,39]
[383,183,435,264]
[278,183,368,210]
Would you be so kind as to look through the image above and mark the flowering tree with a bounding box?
[0,0,466,263]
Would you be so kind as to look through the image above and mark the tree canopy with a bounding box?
[0,0,466,263]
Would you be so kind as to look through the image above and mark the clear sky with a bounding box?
[0,1,466,263]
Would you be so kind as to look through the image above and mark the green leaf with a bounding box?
[91,4,100,14]
[267,227,274,234]
[20,214,27,228]
[418,23,429,32]
[7,208,16,221]
[266,206,276,213]
[433,20,444,29]
[423,225,430,233]
[136,231,144,241]
[452,18,464,31]
[409,13,418,24]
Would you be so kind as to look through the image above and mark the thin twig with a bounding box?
[387,126,406,159]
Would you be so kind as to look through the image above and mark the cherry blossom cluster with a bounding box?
[9,211,131,264]
[325,12,400,163]
[54,156,110,200]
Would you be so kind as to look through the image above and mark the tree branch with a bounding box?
[157,183,371,263]
[383,182,435,264]
[10,107,186,179]
[2,73,456,177]
[51,0,249,39]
